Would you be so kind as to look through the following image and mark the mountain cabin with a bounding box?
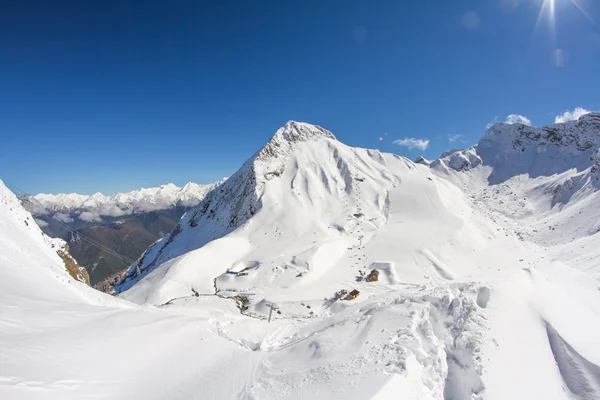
[367,269,379,282]
[346,289,360,300]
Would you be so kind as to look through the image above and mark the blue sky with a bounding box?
[1,0,598,195]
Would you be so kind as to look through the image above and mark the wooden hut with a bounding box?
[346,289,360,300]
[367,269,379,282]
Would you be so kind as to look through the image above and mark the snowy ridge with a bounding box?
[30,180,225,218]
[430,148,482,172]
[432,113,600,182]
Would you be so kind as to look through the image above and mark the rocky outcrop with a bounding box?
[591,149,600,183]
[414,156,432,166]
[55,242,90,285]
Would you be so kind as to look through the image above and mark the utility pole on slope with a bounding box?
[267,301,278,323]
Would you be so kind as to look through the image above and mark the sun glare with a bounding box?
[533,0,557,41]
[534,0,598,40]
[569,0,599,27]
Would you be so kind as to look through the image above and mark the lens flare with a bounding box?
[533,0,557,43]
[569,0,599,28]
[534,0,598,41]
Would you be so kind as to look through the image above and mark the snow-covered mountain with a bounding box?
[29,180,225,221]
[432,112,600,181]
[3,119,600,400]
[428,112,600,278]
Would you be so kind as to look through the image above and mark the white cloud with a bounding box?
[77,205,131,222]
[505,114,532,126]
[52,213,74,224]
[554,107,591,124]
[448,134,463,143]
[78,211,103,223]
[98,204,130,217]
[35,218,48,228]
[393,138,430,151]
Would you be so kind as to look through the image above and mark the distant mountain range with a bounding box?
[22,181,224,288]
[30,181,225,220]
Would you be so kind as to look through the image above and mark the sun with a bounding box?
[534,0,598,39]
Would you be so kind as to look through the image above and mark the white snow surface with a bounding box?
[30,180,225,217]
[2,118,600,399]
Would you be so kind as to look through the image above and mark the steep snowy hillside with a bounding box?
[428,113,600,279]
[0,179,95,302]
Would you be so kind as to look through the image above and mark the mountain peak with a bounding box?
[256,121,336,167]
[414,156,432,166]
[281,120,336,141]
[575,112,600,130]
[115,121,402,289]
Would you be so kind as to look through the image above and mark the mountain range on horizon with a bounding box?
[29,180,225,219]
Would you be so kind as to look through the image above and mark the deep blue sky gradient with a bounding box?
[1,0,598,194]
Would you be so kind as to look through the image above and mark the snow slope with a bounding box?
[429,112,600,279]
[29,180,225,219]
[3,119,600,399]
[0,179,96,304]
